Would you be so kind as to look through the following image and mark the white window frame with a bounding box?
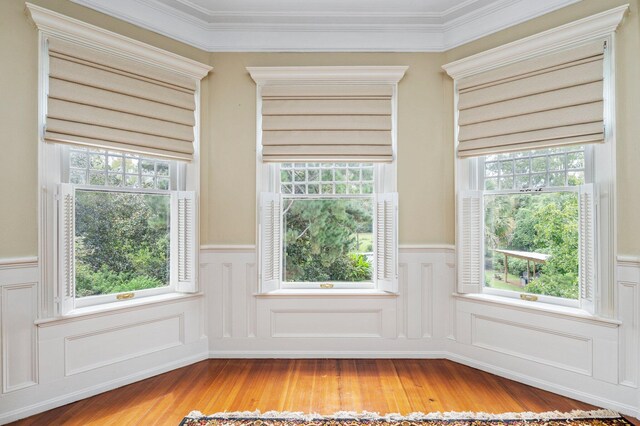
[445,9,623,317]
[266,162,395,290]
[31,9,207,319]
[249,66,406,294]
[472,145,593,309]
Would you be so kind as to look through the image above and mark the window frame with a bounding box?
[37,41,202,320]
[477,145,593,308]
[257,161,397,293]
[277,162,378,290]
[68,183,178,309]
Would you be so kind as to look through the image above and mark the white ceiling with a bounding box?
[71,0,581,52]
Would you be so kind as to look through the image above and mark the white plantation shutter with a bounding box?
[457,191,484,293]
[57,183,76,315]
[376,192,398,293]
[171,191,197,293]
[579,184,596,314]
[260,192,282,292]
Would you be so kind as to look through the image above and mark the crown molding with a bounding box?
[69,0,581,52]
[247,66,408,86]
[442,4,629,80]
[25,2,212,80]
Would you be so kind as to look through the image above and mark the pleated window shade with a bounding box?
[456,39,606,158]
[260,84,394,162]
[45,38,197,161]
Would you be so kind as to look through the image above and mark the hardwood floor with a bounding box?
[9,359,639,426]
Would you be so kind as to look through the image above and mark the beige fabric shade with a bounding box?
[45,38,197,161]
[456,40,606,158]
[260,84,394,162]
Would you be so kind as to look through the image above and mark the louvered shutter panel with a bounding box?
[172,191,197,293]
[260,192,282,293]
[578,183,596,314]
[376,192,398,293]
[57,183,75,315]
[457,191,484,293]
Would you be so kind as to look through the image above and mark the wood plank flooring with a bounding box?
[10,359,639,426]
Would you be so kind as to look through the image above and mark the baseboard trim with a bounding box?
[0,349,209,424]
[446,352,640,419]
[208,350,448,359]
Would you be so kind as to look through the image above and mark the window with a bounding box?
[248,65,407,294]
[480,146,589,307]
[58,147,196,310]
[446,30,619,316]
[280,163,375,288]
[261,162,397,292]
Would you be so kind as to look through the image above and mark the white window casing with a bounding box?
[578,183,596,314]
[30,4,210,318]
[172,191,197,293]
[456,190,484,294]
[259,192,282,293]
[376,192,399,293]
[57,183,76,315]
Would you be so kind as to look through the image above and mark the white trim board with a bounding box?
[68,0,580,52]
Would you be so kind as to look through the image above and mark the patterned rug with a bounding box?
[180,409,630,426]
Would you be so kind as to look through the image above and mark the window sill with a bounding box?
[35,292,204,327]
[255,289,398,298]
[453,293,620,327]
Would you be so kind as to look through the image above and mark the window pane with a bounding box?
[74,190,170,298]
[283,198,373,283]
[484,192,579,300]
[281,163,374,195]
[69,148,172,190]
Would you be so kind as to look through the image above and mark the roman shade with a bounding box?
[456,39,606,158]
[44,38,198,161]
[260,84,394,162]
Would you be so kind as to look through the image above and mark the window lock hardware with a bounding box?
[320,283,334,289]
[520,294,538,302]
[116,292,135,300]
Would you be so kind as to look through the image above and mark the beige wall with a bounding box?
[444,0,640,256]
[1,0,638,257]
[0,0,209,258]
[203,52,453,246]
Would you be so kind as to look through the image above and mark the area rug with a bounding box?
[179,409,630,426]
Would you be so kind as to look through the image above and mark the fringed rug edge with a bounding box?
[185,409,622,422]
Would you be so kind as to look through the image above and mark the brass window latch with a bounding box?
[116,292,135,300]
[320,283,334,289]
[520,294,538,302]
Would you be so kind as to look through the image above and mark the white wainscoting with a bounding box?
[202,246,640,418]
[1,251,639,422]
[202,246,455,357]
[0,259,209,425]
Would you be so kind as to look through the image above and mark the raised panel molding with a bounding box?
[270,309,384,338]
[64,315,184,376]
[470,314,592,375]
[1,282,38,393]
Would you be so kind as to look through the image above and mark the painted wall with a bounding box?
[443,0,640,257]
[0,0,209,258]
[1,0,637,256]
[203,52,453,246]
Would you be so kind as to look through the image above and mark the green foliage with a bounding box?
[484,192,579,299]
[74,190,170,297]
[284,198,373,282]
